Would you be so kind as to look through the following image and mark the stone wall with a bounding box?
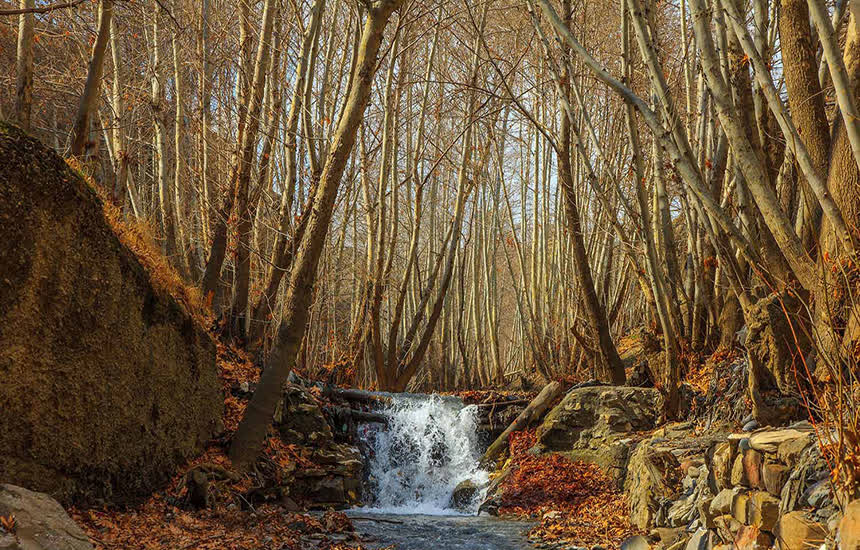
[622,423,855,550]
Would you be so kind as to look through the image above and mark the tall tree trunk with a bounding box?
[14,0,35,130]
[230,0,404,470]
[780,0,829,252]
[229,0,279,338]
[558,0,625,385]
[70,0,113,157]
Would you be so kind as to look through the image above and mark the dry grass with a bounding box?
[65,158,211,328]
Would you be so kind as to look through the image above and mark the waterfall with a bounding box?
[357,393,489,515]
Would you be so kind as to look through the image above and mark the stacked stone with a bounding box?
[622,423,859,550]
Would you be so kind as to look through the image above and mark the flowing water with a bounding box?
[358,393,488,514]
[352,393,533,549]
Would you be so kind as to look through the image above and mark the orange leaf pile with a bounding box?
[498,429,639,549]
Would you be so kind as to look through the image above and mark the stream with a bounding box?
[348,512,534,549]
[350,393,534,549]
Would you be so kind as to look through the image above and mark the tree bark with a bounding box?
[70,0,113,157]
[229,0,404,470]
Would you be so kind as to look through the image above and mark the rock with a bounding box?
[621,535,652,550]
[186,469,210,510]
[0,484,93,550]
[710,441,736,491]
[734,525,773,550]
[838,499,860,550]
[280,496,300,512]
[714,514,742,544]
[762,462,787,496]
[731,454,748,487]
[650,528,685,546]
[779,444,823,514]
[625,444,682,529]
[710,487,743,516]
[776,511,827,550]
[275,386,333,445]
[742,449,764,489]
[746,491,780,531]
[295,476,346,508]
[559,442,632,489]
[667,497,697,527]
[450,480,480,511]
[802,479,831,509]
[684,528,713,550]
[778,434,813,465]
[749,428,812,454]
[538,386,663,451]
[0,127,223,506]
[732,491,750,523]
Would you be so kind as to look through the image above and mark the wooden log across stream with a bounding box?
[479,381,563,468]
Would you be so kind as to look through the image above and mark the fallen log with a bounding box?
[474,399,530,408]
[324,405,388,424]
[324,387,391,405]
[479,381,563,468]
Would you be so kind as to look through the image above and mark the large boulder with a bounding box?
[0,124,222,505]
[0,484,93,550]
[537,386,662,451]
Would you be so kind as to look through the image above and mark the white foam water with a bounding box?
[357,393,489,515]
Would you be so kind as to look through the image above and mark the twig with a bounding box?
[0,0,85,16]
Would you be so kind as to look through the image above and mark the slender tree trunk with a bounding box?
[14,0,35,130]
[230,0,404,469]
[70,0,113,157]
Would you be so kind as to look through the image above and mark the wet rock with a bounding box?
[450,480,479,511]
[0,484,93,550]
[776,511,827,550]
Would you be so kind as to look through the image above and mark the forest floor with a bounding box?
[67,335,640,549]
[70,343,389,550]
